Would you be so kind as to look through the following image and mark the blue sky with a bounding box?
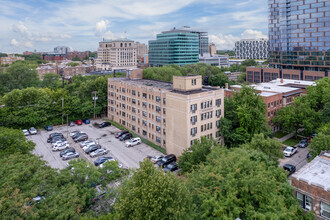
[0,0,268,53]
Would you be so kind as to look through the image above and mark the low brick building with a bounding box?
[36,64,95,79]
[291,151,330,219]
[67,51,90,61]
[1,54,25,65]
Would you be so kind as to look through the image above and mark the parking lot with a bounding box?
[29,119,164,170]
[279,146,309,171]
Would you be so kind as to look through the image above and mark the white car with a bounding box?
[90,148,109,158]
[29,127,37,135]
[80,140,95,148]
[125,137,141,147]
[151,155,164,163]
[283,146,298,157]
[52,143,69,151]
[22,129,29,136]
[51,140,68,146]
[82,142,97,150]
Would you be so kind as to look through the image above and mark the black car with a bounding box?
[115,130,129,138]
[283,164,296,175]
[49,132,63,138]
[94,156,114,166]
[60,147,76,157]
[47,133,64,142]
[306,152,311,160]
[157,154,177,168]
[85,144,101,154]
[119,133,133,141]
[72,132,87,139]
[99,122,111,128]
[49,136,66,144]
[44,125,53,131]
[163,162,178,173]
[74,134,88,142]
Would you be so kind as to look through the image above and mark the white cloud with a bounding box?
[12,21,28,34]
[210,29,268,50]
[95,20,109,35]
[10,39,19,46]
[24,41,33,48]
[102,31,126,40]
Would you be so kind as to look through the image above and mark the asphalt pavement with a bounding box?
[279,146,309,171]
[29,119,164,170]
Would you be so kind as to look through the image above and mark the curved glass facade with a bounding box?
[269,0,330,70]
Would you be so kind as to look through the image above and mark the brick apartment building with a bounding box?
[67,51,90,61]
[226,79,315,131]
[1,54,25,65]
[36,63,95,79]
[108,70,224,156]
[42,53,66,62]
[291,151,330,219]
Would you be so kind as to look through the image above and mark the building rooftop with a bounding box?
[102,38,134,43]
[109,77,173,90]
[259,92,278,97]
[171,86,221,95]
[292,156,330,191]
[162,27,207,34]
[269,78,316,87]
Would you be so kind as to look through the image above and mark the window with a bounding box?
[142,111,147,117]
[321,202,330,219]
[132,125,136,131]
[156,137,161,143]
[190,104,197,113]
[156,96,161,102]
[132,107,136,113]
[163,98,166,105]
[122,88,126,93]
[132,90,136,95]
[156,126,161,132]
[132,99,136,104]
[216,99,221,107]
[216,109,221,117]
[156,106,161,112]
[142,130,147,136]
[191,127,197,136]
[163,108,166,115]
[216,120,220,127]
[191,116,197,125]
[297,192,312,211]
[191,79,196,85]
[142,102,147,108]
[163,129,166,135]
[142,93,147,98]
[156,116,161,122]
[122,96,125,101]
[122,112,126,117]
[142,120,147,126]
[132,116,136,121]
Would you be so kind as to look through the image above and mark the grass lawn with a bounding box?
[273,131,288,139]
[282,137,300,146]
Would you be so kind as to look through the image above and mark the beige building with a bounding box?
[108,70,224,156]
[135,42,148,62]
[209,43,217,56]
[96,38,137,71]
[1,54,25,65]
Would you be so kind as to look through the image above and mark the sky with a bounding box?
[0,0,269,53]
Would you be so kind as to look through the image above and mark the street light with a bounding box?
[92,91,98,119]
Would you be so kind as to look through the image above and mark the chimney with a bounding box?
[280,78,283,83]
[225,83,228,89]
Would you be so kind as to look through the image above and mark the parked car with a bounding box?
[62,152,79,160]
[70,130,83,137]
[298,139,308,148]
[72,132,86,139]
[49,132,63,139]
[99,121,111,128]
[82,142,97,150]
[151,155,164,163]
[94,156,115,166]
[52,143,69,151]
[90,149,108,158]
[80,140,95,148]
[283,164,296,175]
[283,146,298,157]
[125,137,141,147]
[50,137,66,144]
[76,120,83,125]
[84,144,101,154]
[68,121,75,127]
[307,152,311,160]
[47,134,64,143]
[83,119,90,124]
[74,134,88,142]
[119,133,133,141]
[60,147,75,157]
[22,129,29,136]
[44,125,53,131]
[115,130,129,138]
[157,154,177,168]
[163,162,179,173]
[51,140,68,146]
[311,133,317,138]
[29,127,37,135]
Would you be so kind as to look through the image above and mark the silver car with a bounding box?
[80,140,95,148]
[29,127,37,135]
[62,152,79,160]
[22,129,29,136]
[90,148,109,158]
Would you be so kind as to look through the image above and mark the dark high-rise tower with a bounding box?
[268,0,329,71]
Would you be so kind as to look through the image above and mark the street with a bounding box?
[279,146,309,171]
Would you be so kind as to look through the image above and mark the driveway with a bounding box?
[279,146,309,171]
[29,119,164,170]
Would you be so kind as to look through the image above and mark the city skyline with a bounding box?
[0,0,268,53]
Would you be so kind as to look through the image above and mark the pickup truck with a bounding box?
[283,146,298,157]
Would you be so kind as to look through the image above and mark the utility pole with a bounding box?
[66,114,69,138]
[61,97,64,125]
[92,91,98,119]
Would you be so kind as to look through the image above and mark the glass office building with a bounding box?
[148,29,200,66]
[269,0,330,71]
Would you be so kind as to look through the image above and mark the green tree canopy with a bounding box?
[207,73,229,87]
[309,123,330,159]
[187,147,312,219]
[114,160,193,220]
[40,73,62,89]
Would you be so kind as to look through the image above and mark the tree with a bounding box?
[306,77,330,111]
[321,101,330,123]
[241,59,257,67]
[237,72,246,83]
[219,85,268,147]
[72,56,81,61]
[309,123,330,159]
[187,147,313,219]
[207,73,229,87]
[114,160,193,219]
[40,73,62,89]
[273,96,321,137]
[241,133,283,164]
[178,137,219,173]
[0,127,35,156]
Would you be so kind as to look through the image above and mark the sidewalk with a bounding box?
[278,132,295,142]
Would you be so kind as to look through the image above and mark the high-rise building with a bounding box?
[96,38,137,70]
[108,70,224,156]
[54,46,71,54]
[135,42,148,62]
[247,0,329,83]
[209,43,217,56]
[235,39,269,59]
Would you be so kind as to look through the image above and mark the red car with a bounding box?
[76,120,83,125]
